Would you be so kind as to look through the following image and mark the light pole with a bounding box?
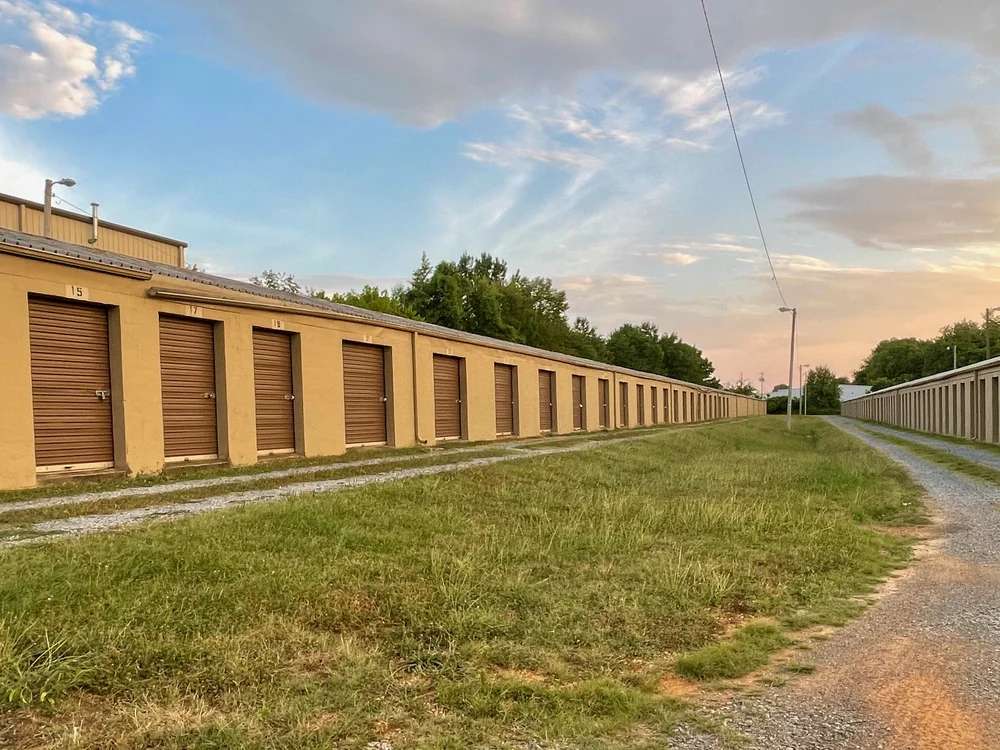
[986,307,1000,360]
[946,345,957,371]
[798,363,811,416]
[43,177,77,237]
[780,307,797,431]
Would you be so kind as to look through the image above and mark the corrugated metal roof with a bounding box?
[845,356,1000,401]
[0,226,738,394]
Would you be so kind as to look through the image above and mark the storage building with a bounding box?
[0,219,765,491]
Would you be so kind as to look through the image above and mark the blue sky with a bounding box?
[2,1,1000,386]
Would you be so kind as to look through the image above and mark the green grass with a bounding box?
[857,426,1000,488]
[0,450,515,528]
[0,417,924,749]
[675,622,791,680]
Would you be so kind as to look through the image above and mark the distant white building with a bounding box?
[769,385,872,401]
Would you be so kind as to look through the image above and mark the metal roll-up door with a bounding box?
[538,370,554,432]
[572,375,585,430]
[159,316,219,460]
[343,341,388,446]
[620,382,629,426]
[433,354,462,440]
[651,387,658,424]
[253,328,296,454]
[495,364,515,435]
[28,296,115,471]
[599,379,610,428]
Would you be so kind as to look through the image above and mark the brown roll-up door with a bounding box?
[651,387,658,424]
[28,296,115,470]
[538,370,554,432]
[637,385,645,426]
[572,375,585,430]
[620,382,629,426]
[599,379,610,428]
[253,328,296,454]
[343,341,388,445]
[433,354,462,439]
[495,364,515,435]
[159,316,219,460]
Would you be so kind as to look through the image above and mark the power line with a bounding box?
[698,0,788,309]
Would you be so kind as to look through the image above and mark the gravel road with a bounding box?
[857,421,1000,474]
[672,416,1000,750]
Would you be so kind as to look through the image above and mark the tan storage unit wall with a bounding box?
[28,296,115,471]
[343,341,388,446]
[599,379,610,428]
[495,364,516,435]
[433,354,462,440]
[572,375,585,430]
[159,315,219,460]
[252,328,296,455]
[539,370,555,432]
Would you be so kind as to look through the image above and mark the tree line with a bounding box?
[854,316,1000,392]
[250,252,722,387]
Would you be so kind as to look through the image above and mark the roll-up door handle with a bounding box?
[95,390,110,400]
[204,392,216,399]
[381,397,388,403]
[284,394,295,401]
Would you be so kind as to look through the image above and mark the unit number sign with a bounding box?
[65,284,89,300]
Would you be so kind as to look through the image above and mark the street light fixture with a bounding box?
[43,177,77,237]
[779,306,797,431]
[946,345,958,371]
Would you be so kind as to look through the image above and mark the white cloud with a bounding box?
[176,0,1000,124]
[652,252,703,266]
[462,141,600,169]
[784,175,1000,250]
[0,0,147,119]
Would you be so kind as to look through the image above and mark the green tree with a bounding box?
[804,366,841,415]
[607,323,664,374]
[563,317,608,362]
[660,333,719,387]
[313,284,419,319]
[250,269,301,294]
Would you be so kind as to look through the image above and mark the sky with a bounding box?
[2,1,1000,389]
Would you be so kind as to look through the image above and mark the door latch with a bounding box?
[204,392,216,399]
[95,390,110,400]
[284,394,295,401]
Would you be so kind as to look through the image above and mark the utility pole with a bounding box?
[42,177,77,237]
[780,307,797,430]
[798,363,810,416]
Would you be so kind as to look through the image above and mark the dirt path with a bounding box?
[674,416,1000,750]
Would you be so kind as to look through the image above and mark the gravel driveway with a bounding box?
[672,416,1000,750]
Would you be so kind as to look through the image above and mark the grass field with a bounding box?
[0,418,924,749]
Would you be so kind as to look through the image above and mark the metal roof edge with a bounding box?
[856,356,1000,397]
[0,226,750,398]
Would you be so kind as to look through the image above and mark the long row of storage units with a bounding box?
[0,226,765,491]
[842,356,1000,442]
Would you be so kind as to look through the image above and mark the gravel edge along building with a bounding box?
[0,198,764,491]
